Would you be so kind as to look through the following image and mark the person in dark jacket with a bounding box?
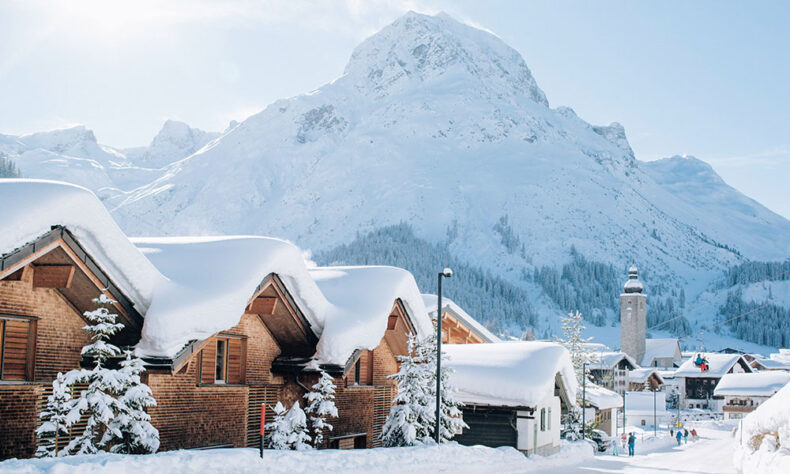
[628,432,636,456]
[683,428,689,444]
[675,429,683,446]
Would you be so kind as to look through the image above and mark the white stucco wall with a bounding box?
[517,394,561,455]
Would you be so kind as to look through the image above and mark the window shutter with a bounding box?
[227,338,244,384]
[2,319,31,381]
[200,341,216,385]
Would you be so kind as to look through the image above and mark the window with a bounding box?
[547,407,552,430]
[540,408,546,431]
[199,336,245,385]
[354,357,361,385]
[641,419,646,426]
[0,316,36,381]
[215,339,227,383]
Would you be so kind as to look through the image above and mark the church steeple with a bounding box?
[624,265,643,294]
[621,265,647,364]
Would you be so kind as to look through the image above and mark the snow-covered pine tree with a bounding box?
[65,294,125,455]
[553,310,597,440]
[419,321,468,443]
[284,402,312,450]
[304,370,338,448]
[265,402,290,450]
[105,350,159,454]
[381,333,434,446]
[35,373,74,457]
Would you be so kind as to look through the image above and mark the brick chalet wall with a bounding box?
[0,275,93,460]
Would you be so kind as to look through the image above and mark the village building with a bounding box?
[0,180,161,460]
[713,371,790,419]
[641,338,682,368]
[674,353,753,410]
[627,367,665,391]
[624,391,670,428]
[422,294,500,344]
[583,383,622,437]
[588,352,637,395]
[750,349,790,371]
[444,342,577,456]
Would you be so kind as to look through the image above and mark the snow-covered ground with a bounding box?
[0,441,593,474]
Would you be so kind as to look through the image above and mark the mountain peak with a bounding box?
[342,11,548,106]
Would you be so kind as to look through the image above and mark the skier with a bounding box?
[627,432,636,457]
[691,428,698,441]
[683,428,689,444]
[675,429,683,446]
[612,434,619,456]
[670,428,674,438]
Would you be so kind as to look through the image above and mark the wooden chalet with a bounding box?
[422,294,500,344]
[674,353,753,411]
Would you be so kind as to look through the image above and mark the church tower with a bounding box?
[620,266,646,364]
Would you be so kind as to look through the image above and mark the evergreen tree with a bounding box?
[553,311,596,440]
[105,350,159,453]
[35,373,74,457]
[65,294,126,455]
[265,402,290,450]
[284,402,312,450]
[304,370,338,447]
[381,334,434,446]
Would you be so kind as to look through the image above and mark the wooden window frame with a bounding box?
[540,408,546,432]
[354,357,361,385]
[0,314,38,382]
[197,334,247,387]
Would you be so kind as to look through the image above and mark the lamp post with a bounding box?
[435,267,453,444]
[581,362,587,439]
[653,386,657,436]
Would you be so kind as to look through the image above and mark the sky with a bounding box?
[1,0,788,218]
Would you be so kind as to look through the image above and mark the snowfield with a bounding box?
[0,441,593,474]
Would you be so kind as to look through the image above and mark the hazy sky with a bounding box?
[1,0,788,218]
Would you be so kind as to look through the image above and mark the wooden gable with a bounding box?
[382,299,415,358]
[0,228,143,347]
[440,311,486,344]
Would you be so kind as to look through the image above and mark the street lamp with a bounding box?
[581,362,587,439]
[435,267,453,444]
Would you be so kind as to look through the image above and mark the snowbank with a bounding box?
[132,236,329,358]
[0,180,162,313]
[0,441,593,474]
[310,266,431,365]
[734,380,790,473]
[422,293,501,342]
[444,341,577,407]
[714,372,790,397]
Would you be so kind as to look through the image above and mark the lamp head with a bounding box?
[442,268,453,278]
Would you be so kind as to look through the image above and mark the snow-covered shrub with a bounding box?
[35,373,74,457]
[265,402,290,450]
[265,401,312,450]
[304,370,338,448]
[106,351,159,453]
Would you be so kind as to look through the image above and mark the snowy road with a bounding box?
[538,425,738,474]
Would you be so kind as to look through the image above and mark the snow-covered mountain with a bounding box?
[5,11,790,347]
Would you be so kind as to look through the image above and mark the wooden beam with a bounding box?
[32,264,75,289]
[247,296,278,315]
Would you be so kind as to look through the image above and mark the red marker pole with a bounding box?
[260,403,266,458]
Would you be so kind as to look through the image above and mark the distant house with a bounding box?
[713,372,790,419]
[445,342,577,456]
[422,294,500,344]
[641,338,682,368]
[588,352,637,395]
[583,383,622,437]
[628,367,665,391]
[624,391,670,428]
[674,353,753,410]
[750,350,790,371]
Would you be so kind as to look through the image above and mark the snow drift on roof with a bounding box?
[713,372,790,397]
[310,266,431,366]
[0,179,161,312]
[625,391,668,415]
[674,353,751,378]
[628,367,664,384]
[133,236,329,358]
[444,341,577,407]
[738,379,790,452]
[422,294,501,343]
[753,358,790,370]
[585,383,622,410]
[588,352,637,370]
[641,338,680,366]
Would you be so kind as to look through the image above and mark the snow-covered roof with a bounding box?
[133,236,329,358]
[585,383,622,410]
[588,351,637,370]
[310,266,431,366]
[674,353,751,378]
[625,391,668,415]
[751,358,790,371]
[628,367,665,385]
[444,341,577,408]
[713,372,790,397]
[0,180,162,313]
[641,338,680,366]
[422,294,501,343]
